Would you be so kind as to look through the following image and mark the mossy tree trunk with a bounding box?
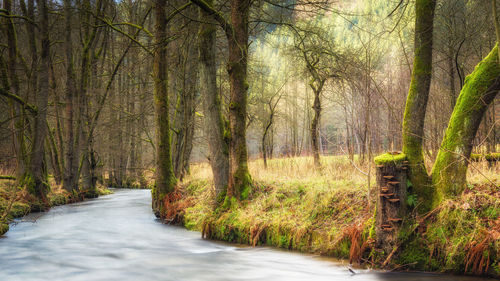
[198,1,229,202]
[26,0,51,201]
[152,0,177,217]
[401,0,436,212]
[431,45,500,205]
[226,0,252,201]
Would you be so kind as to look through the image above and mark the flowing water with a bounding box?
[0,189,493,281]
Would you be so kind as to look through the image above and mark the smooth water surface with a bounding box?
[0,189,493,281]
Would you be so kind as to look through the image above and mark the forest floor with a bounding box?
[0,175,112,236]
[175,155,499,277]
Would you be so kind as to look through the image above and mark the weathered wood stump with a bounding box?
[373,152,408,255]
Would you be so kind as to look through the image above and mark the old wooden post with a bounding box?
[373,152,408,256]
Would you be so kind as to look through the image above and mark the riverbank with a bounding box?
[174,156,499,277]
[0,177,112,236]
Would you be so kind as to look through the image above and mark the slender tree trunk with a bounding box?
[198,2,229,201]
[262,125,269,169]
[431,45,500,205]
[448,46,456,109]
[47,123,62,184]
[402,0,436,212]
[225,0,252,201]
[292,84,298,156]
[311,89,321,167]
[50,61,64,185]
[152,0,177,217]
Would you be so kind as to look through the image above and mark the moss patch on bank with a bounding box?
[0,177,113,236]
[397,184,499,276]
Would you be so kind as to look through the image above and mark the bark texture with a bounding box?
[401,0,436,212]
[198,2,229,201]
[62,0,79,193]
[152,0,177,217]
[27,0,51,201]
[226,0,252,201]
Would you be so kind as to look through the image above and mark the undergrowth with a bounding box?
[175,156,499,277]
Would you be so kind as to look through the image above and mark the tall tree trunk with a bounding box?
[431,45,500,205]
[225,0,252,201]
[27,0,51,202]
[3,0,26,180]
[21,0,38,108]
[62,0,79,193]
[198,2,229,201]
[402,0,436,212]
[152,0,177,217]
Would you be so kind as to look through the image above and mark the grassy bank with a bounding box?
[0,175,112,236]
[175,156,499,277]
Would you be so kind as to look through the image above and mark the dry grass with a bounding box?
[186,155,498,196]
[186,155,376,190]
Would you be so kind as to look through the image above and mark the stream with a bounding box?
[0,189,493,281]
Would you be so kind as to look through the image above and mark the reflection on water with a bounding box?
[0,190,492,281]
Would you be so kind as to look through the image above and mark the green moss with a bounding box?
[10,202,30,218]
[374,153,407,165]
[398,238,433,270]
[0,223,8,236]
[471,153,500,161]
[98,188,113,195]
[49,193,68,206]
